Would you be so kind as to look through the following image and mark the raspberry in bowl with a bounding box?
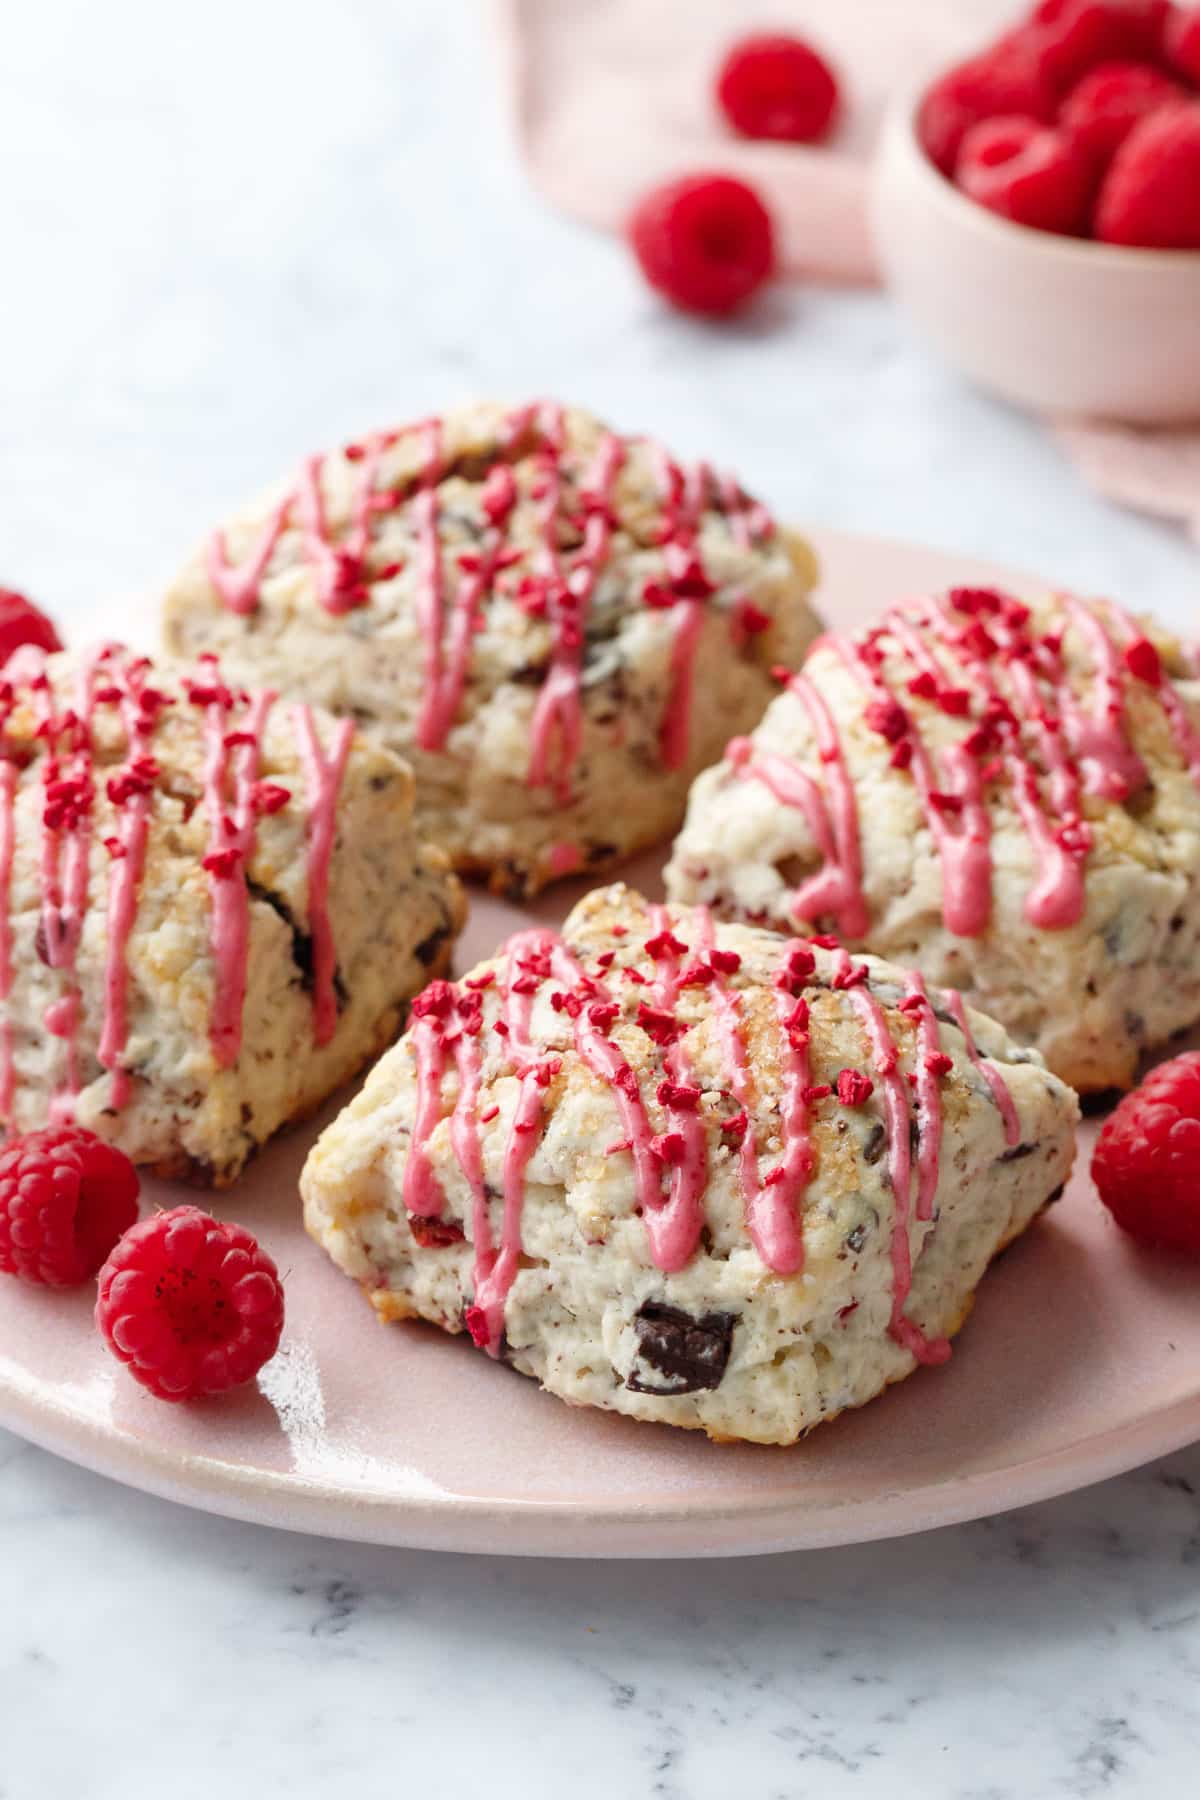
[870,1,1200,422]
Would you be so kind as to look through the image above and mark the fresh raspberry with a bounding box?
[1059,59,1186,163]
[1095,101,1200,243]
[918,35,1057,176]
[0,1127,139,1287]
[1166,5,1200,83]
[628,173,775,316]
[1025,1,1173,94]
[0,589,63,667]
[715,33,840,144]
[1092,1052,1200,1252]
[956,115,1096,233]
[96,1205,285,1401]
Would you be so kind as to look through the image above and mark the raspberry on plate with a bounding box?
[714,32,840,144]
[1092,1052,1200,1252]
[1025,0,1173,94]
[1166,5,1200,83]
[0,588,63,666]
[1095,101,1200,244]
[918,35,1057,175]
[628,172,775,316]
[0,1127,140,1287]
[1059,59,1186,164]
[956,114,1096,233]
[96,1205,285,1401]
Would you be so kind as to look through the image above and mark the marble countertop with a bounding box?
[2,3,1199,1795]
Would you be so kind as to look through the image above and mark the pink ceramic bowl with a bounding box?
[870,92,1200,425]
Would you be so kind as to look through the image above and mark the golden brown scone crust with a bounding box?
[302,883,1077,1445]
[163,400,822,895]
[669,590,1200,1091]
[0,645,464,1181]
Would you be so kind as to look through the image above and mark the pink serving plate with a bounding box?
[2,530,1199,1558]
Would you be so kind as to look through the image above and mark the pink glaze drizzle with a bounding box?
[291,705,356,1045]
[902,972,944,1223]
[35,650,106,1118]
[942,988,1021,1147]
[0,648,342,1119]
[401,1006,455,1223]
[844,617,992,938]
[209,405,770,800]
[401,905,824,1353]
[1106,599,1200,784]
[652,451,711,772]
[401,913,975,1363]
[928,598,1087,928]
[97,657,172,1108]
[833,948,950,1367]
[296,435,387,615]
[741,588,1200,946]
[1058,596,1147,800]
[641,906,712,1274]
[547,937,662,1227]
[660,584,705,771]
[528,413,626,800]
[765,672,870,937]
[192,660,276,1067]
[208,496,291,615]
[468,934,558,1352]
[427,464,520,751]
[696,909,808,1275]
[412,418,448,750]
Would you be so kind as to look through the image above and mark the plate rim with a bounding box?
[5,1364,1199,1556]
[4,524,1198,1557]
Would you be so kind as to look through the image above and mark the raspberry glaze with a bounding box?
[736,588,1199,942]
[0,646,354,1122]
[401,908,1017,1367]
[204,402,775,805]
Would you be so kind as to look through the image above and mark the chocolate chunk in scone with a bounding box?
[301,884,1077,1446]
[626,1303,736,1395]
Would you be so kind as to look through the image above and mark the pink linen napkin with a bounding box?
[495,0,1016,283]
[496,0,1200,530]
[1054,421,1200,542]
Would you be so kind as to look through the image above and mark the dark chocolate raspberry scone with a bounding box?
[301,884,1076,1446]
[667,587,1200,1093]
[0,644,463,1182]
[162,400,821,897]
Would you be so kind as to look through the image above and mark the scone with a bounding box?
[667,586,1200,1093]
[301,884,1076,1446]
[162,399,821,896]
[0,642,464,1182]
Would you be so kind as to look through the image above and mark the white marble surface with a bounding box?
[2,2,1200,1795]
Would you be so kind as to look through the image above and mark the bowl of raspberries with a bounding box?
[871,0,1200,422]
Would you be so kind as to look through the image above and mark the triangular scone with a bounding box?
[0,644,464,1182]
[162,399,821,897]
[302,884,1077,1447]
[667,587,1200,1093]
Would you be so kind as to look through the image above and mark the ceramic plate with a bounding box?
[3,530,1198,1558]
